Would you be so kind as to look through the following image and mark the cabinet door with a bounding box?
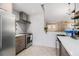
[56,39,60,56]
[16,35,25,54]
[57,37,70,56]
[61,44,70,56]
[56,38,61,56]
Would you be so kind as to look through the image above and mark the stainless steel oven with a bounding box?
[25,33,33,48]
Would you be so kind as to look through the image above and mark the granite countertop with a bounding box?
[16,34,26,37]
[16,33,32,37]
[57,36,79,56]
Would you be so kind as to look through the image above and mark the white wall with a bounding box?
[16,22,26,34]
[13,10,19,21]
[0,3,12,13]
[27,13,57,48]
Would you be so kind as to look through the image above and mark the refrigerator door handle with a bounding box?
[0,15,2,49]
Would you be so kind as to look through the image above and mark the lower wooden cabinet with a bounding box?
[61,44,70,56]
[16,35,26,54]
[56,37,70,56]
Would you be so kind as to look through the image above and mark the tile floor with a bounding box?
[17,45,56,56]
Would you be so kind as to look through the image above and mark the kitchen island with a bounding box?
[57,36,79,56]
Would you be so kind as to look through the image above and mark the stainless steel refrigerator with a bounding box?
[0,9,15,56]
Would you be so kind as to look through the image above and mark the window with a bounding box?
[47,24,57,32]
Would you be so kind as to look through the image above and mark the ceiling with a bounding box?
[13,3,43,15]
[44,3,75,23]
[13,3,76,23]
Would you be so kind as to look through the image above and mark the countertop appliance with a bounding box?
[64,30,77,37]
[0,9,15,56]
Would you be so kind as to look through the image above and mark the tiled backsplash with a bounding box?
[16,22,26,34]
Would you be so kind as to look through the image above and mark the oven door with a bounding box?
[27,36,31,44]
[25,34,32,48]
